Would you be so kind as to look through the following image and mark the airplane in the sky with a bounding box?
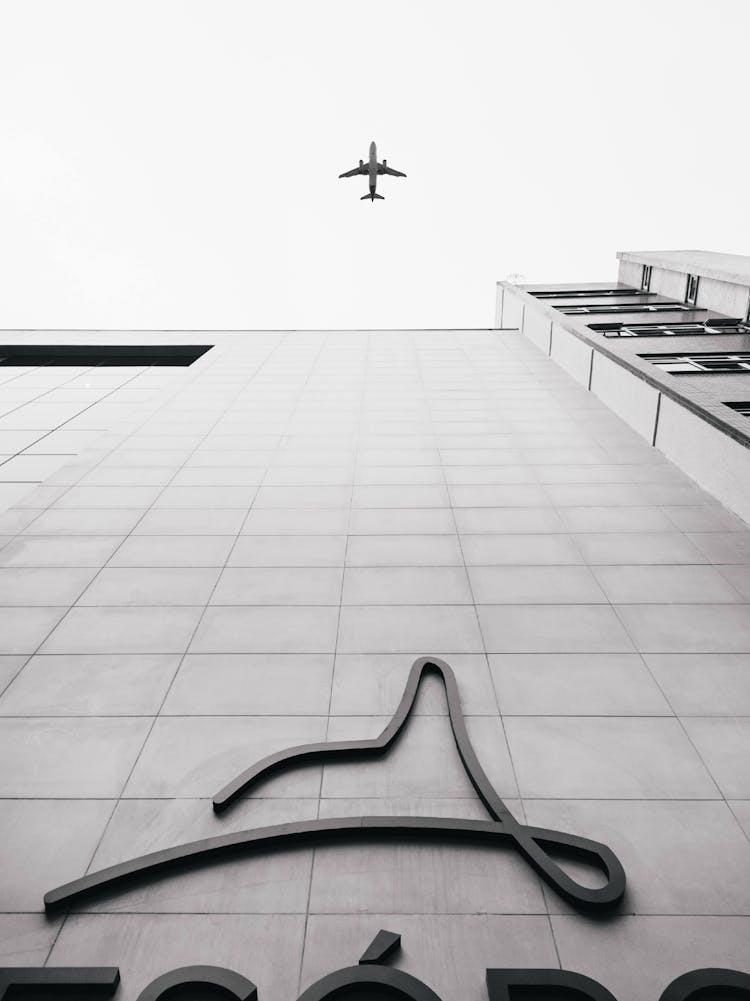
[338,141,406,201]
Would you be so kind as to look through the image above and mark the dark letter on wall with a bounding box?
[134,967,257,1001]
[0,968,120,1001]
[486,969,618,1001]
[659,968,750,1001]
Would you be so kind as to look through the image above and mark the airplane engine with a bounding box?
[359,159,364,168]
[383,159,387,167]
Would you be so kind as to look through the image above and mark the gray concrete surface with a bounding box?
[0,329,748,1001]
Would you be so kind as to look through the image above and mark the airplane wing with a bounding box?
[377,163,406,177]
[338,165,365,178]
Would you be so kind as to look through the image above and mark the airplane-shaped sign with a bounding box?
[339,141,406,201]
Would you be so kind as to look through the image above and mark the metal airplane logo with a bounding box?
[44,657,626,913]
[339,141,406,201]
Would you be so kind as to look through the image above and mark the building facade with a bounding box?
[1,289,750,1000]
[498,250,750,523]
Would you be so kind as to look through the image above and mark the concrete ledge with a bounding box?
[498,287,524,329]
[695,276,750,318]
[649,267,688,301]
[617,250,750,287]
[617,259,642,289]
[656,395,750,524]
[523,309,552,354]
[550,323,592,386]
[590,353,660,443]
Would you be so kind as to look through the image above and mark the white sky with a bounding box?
[1,0,749,330]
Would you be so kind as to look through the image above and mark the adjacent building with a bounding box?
[498,250,750,521]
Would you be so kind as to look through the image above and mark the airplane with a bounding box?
[338,141,406,201]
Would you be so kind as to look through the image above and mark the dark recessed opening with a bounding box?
[725,401,750,418]
[639,351,750,374]
[561,303,694,315]
[530,288,646,298]
[591,318,749,337]
[0,344,213,367]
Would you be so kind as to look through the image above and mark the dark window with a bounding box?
[597,323,706,338]
[592,318,748,338]
[640,352,750,374]
[726,402,750,418]
[685,274,700,306]
[703,318,750,333]
[529,288,646,298]
[561,303,693,315]
[641,265,652,291]
[0,345,212,367]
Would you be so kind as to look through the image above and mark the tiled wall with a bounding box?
[1,330,749,1001]
[0,353,182,512]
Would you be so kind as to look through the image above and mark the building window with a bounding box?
[685,274,700,306]
[640,352,750,374]
[725,402,750,418]
[704,318,750,333]
[592,318,748,338]
[597,322,706,337]
[530,288,646,299]
[562,302,692,315]
[641,265,652,291]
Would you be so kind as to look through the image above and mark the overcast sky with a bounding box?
[1,0,749,330]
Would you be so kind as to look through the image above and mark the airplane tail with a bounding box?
[361,193,385,201]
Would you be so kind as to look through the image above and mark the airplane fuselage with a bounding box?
[368,141,378,197]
